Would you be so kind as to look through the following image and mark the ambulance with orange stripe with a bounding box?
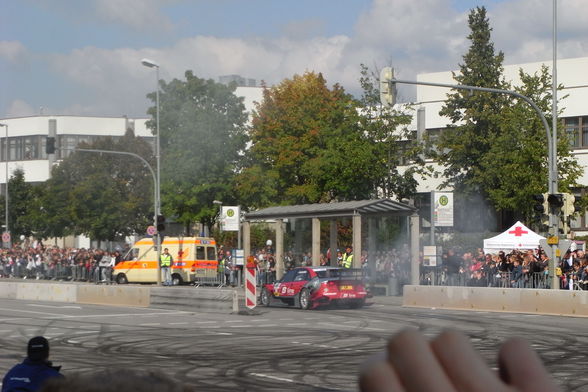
[114,237,218,285]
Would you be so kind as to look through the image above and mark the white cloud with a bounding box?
[0,41,28,64]
[93,0,176,32]
[490,0,588,64]
[5,100,36,117]
[9,0,588,118]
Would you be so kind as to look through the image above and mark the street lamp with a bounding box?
[213,200,223,233]
[141,58,162,285]
[0,123,8,248]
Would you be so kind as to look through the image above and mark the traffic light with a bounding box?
[156,214,165,232]
[547,193,564,209]
[45,137,56,154]
[379,67,396,107]
[531,193,549,231]
[562,194,576,217]
[532,193,548,214]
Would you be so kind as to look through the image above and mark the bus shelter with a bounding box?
[243,199,420,284]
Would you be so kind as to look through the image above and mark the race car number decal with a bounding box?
[281,286,288,295]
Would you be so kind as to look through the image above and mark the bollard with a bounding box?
[388,277,399,296]
[232,290,239,312]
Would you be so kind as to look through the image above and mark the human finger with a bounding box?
[498,337,560,392]
[387,329,455,391]
[359,353,404,392]
[431,330,505,392]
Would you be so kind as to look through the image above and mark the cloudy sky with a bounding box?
[1,0,587,119]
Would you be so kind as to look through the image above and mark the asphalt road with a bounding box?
[0,297,586,391]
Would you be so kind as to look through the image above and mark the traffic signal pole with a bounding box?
[386,77,559,289]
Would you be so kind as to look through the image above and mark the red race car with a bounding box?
[260,266,368,310]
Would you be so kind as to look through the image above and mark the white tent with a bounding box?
[483,221,546,253]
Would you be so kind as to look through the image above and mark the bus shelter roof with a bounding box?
[244,199,416,221]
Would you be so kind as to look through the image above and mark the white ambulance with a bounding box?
[114,237,218,285]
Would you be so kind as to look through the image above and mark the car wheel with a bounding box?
[299,288,311,310]
[116,274,128,284]
[171,274,183,286]
[260,288,272,307]
[349,299,365,309]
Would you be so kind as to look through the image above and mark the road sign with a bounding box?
[540,239,572,260]
[146,225,157,236]
[2,232,10,243]
[245,265,257,309]
[234,249,244,266]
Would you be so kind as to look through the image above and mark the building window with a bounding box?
[9,138,23,161]
[425,128,444,157]
[23,137,38,160]
[58,136,78,159]
[0,134,150,162]
[582,116,588,147]
[565,117,580,148]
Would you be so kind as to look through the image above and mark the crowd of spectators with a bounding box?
[420,247,588,290]
[0,240,125,283]
[4,239,586,292]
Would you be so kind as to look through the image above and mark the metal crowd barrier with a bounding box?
[193,272,223,288]
[419,269,552,289]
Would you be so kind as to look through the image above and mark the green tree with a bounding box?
[436,7,579,231]
[146,71,248,233]
[1,169,40,239]
[437,6,509,194]
[238,71,418,208]
[481,66,581,221]
[39,129,154,242]
[435,6,581,229]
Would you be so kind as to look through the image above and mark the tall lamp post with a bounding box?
[0,123,8,248]
[141,58,162,285]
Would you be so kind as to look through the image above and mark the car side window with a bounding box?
[294,270,309,282]
[281,270,297,283]
[196,246,205,260]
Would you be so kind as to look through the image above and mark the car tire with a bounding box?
[171,274,183,286]
[299,288,311,310]
[260,288,272,307]
[116,274,128,284]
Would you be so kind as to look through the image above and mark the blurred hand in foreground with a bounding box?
[359,329,560,392]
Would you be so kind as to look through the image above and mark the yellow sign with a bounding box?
[547,236,559,245]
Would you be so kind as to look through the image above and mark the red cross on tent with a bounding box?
[508,226,528,237]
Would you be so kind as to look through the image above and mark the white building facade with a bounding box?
[0,115,152,186]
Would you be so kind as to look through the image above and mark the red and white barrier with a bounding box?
[245,266,257,309]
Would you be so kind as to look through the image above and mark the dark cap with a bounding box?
[27,336,49,361]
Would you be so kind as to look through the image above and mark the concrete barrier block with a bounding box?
[404,285,439,307]
[0,282,18,299]
[149,287,236,313]
[16,283,76,303]
[403,285,588,317]
[77,285,150,307]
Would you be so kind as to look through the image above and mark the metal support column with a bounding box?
[275,219,284,280]
[410,212,420,285]
[312,217,320,266]
[352,214,362,268]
